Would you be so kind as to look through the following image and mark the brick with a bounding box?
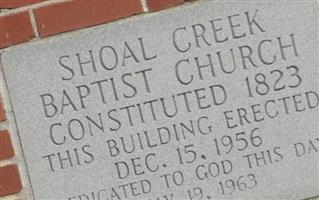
[0,165,22,196]
[0,12,35,49]
[147,0,184,12]
[34,0,143,37]
[0,0,44,8]
[0,131,14,160]
[0,98,6,122]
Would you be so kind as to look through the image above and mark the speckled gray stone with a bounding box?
[2,1,319,200]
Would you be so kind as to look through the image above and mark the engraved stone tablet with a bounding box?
[2,1,319,199]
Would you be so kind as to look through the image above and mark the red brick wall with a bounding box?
[0,0,186,49]
[0,105,22,197]
[0,0,188,198]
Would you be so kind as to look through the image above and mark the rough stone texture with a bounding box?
[0,57,34,200]
[0,0,319,200]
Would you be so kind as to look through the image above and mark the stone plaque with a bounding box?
[2,1,319,199]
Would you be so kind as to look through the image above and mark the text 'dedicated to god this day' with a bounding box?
[2,1,319,200]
